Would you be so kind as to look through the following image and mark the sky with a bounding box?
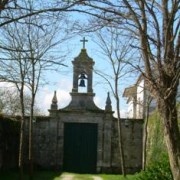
[0,7,139,118]
[36,35,136,118]
[0,30,136,119]
[1,1,179,118]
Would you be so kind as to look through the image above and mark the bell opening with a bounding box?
[78,73,87,87]
[78,73,88,92]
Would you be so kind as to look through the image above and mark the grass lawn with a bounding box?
[0,171,138,180]
[71,173,136,180]
[99,174,136,180]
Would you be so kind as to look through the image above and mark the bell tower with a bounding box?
[72,37,94,94]
[63,37,99,110]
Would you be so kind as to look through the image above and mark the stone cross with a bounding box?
[80,37,88,49]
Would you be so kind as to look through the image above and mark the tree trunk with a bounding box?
[142,107,150,170]
[19,87,25,180]
[29,112,33,180]
[158,98,180,180]
[142,97,152,170]
[116,96,126,176]
[19,116,24,180]
[29,55,35,180]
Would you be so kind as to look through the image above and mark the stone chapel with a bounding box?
[32,41,143,174]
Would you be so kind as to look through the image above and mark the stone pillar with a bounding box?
[102,114,112,172]
[49,91,58,117]
[96,122,103,173]
[50,91,58,110]
[87,72,92,92]
[56,115,64,170]
[72,63,78,92]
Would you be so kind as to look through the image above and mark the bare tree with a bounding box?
[0,88,42,116]
[0,49,28,180]
[75,1,180,179]
[0,2,73,179]
[23,13,71,180]
[0,0,86,27]
[93,27,137,176]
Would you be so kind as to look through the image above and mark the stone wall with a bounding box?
[0,114,143,174]
[31,110,114,172]
[0,116,19,170]
[111,118,143,174]
[32,118,57,169]
[30,115,143,174]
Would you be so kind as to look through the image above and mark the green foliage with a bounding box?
[146,109,167,164]
[136,155,172,180]
[138,107,177,180]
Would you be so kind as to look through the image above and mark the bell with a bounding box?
[79,79,85,87]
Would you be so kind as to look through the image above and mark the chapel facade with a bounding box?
[32,42,143,174]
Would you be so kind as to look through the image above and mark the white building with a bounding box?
[123,85,137,118]
[123,75,156,119]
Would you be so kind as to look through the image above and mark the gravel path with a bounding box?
[92,176,103,180]
[60,174,74,180]
[60,173,103,180]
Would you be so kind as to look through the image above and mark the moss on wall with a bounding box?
[146,110,166,164]
[146,103,180,166]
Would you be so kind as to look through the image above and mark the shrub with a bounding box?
[136,155,172,180]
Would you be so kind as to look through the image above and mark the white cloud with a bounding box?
[37,78,72,114]
[94,96,105,110]
[0,80,128,118]
[0,82,30,93]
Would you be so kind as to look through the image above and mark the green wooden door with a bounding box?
[63,123,98,173]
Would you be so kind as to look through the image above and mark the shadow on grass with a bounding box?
[0,171,138,180]
[0,170,62,180]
